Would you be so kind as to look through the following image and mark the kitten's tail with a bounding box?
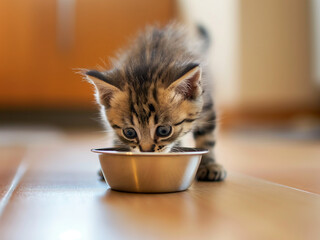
[197,24,211,52]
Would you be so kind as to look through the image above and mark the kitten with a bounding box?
[83,24,226,181]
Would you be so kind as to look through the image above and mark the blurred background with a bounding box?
[0,0,319,192]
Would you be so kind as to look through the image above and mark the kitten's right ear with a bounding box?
[167,64,202,100]
[84,70,120,107]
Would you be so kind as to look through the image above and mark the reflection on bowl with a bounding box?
[91,147,208,193]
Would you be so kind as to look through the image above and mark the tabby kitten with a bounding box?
[84,24,226,181]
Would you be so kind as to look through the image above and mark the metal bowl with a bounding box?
[91,147,208,193]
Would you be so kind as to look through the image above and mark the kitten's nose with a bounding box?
[139,144,156,152]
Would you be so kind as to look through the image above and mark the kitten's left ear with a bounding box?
[168,64,202,100]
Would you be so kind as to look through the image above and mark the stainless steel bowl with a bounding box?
[91,147,208,193]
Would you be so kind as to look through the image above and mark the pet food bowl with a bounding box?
[91,147,208,193]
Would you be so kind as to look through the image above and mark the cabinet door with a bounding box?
[0,0,174,109]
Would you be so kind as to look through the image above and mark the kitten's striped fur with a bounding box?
[84,24,226,181]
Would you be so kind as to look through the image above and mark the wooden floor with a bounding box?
[0,127,319,240]
[217,131,320,194]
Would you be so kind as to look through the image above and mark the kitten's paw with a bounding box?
[196,162,227,181]
[98,169,105,181]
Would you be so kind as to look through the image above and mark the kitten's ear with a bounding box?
[168,64,202,100]
[84,70,121,107]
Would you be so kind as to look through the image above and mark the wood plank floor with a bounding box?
[0,127,319,240]
[217,131,320,194]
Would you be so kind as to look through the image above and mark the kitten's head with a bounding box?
[85,64,203,152]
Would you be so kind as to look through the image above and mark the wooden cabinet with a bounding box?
[0,0,174,109]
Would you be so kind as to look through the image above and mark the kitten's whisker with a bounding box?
[98,57,108,69]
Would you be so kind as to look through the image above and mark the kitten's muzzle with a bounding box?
[138,144,156,152]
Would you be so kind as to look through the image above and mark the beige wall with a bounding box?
[177,0,240,108]
[178,0,320,111]
[239,0,317,109]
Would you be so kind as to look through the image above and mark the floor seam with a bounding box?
[0,160,28,218]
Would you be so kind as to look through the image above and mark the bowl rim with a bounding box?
[91,147,208,156]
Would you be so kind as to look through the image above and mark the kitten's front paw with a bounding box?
[98,169,105,181]
[196,162,227,181]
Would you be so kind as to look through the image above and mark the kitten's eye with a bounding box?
[123,128,137,139]
[156,125,172,137]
